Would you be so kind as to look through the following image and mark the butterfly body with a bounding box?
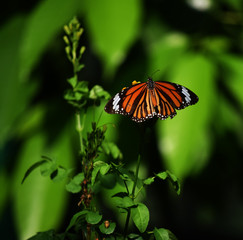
[105,78,199,123]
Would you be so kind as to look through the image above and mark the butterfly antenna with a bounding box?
[96,108,104,126]
[149,69,160,79]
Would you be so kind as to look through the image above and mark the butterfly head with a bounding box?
[147,77,155,89]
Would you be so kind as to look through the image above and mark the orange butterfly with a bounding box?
[105,77,199,122]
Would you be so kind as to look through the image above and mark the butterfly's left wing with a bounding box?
[153,81,199,119]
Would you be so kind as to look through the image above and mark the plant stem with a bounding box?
[124,154,141,237]
[131,154,141,197]
[123,125,146,238]
[76,111,84,154]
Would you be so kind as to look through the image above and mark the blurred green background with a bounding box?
[1,0,243,239]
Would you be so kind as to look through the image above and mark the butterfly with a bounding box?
[104,77,199,123]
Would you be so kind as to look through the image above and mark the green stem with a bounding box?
[76,111,85,154]
[123,125,146,238]
[131,154,141,197]
[124,154,141,238]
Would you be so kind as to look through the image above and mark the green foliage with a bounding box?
[157,53,215,178]
[63,17,110,111]
[65,173,84,193]
[153,228,178,240]
[131,203,150,233]
[84,0,142,76]
[13,131,74,239]
[65,210,88,232]
[156,171,180,195]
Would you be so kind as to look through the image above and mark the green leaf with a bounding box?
[156,171,180,195]
[85,0,142,76]
[12,128,74,239]
[21,159,48,184]
[157,53,215,179]
[127,233,142,239]
[74,92,83,101]
[147,32,188,77]
[66,210,88,232]
[143,177,155,185]
[40,160,57,177]
[116,196,135,209]
[85,211,102,224]
[74,81,89,93]
[131,203,149,233]
[99,221,116,234]
[89,85,111,100]
[0,16,36,147]
[100,164,111,175]
[156,172,167,180]
[51,168,72,182]
[67,76,78,88]
[65,173,84,193]
[91,161,106,185]
[19,0,81,81]
[102,141,123,159]
[153,228,177,240]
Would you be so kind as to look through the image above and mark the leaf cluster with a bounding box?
[63,17,110,111]
[64,78,110,110]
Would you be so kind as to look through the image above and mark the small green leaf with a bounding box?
[65,173,84,193]
[117,196,135,208]
[77,64,85,72]
[156,171,168,180]
[153,228,177,240]
[114,196,132,209]
[86,211,102,224]
[127,233,142,239]
[74,92,83,101]
[66,210,88,232]
[131,203,149,233]
[89,85,111,100]
[72,173,85,184]
[143,177,155,185]
[100,164,111,175]
[67,76,77,88]
[64,89,76,101]
[91,161,106,185]
[21,159,48,184]
[74,81,89,93]
[156,171,180,195]
[51,168,72,182]
[99,221,116,234]
[102,141,123,159]
[40,161,57,177]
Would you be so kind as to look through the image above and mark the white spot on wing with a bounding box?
[112,93,121,110]
[181,86,191,103]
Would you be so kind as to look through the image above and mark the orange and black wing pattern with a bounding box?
[104,78,199,123]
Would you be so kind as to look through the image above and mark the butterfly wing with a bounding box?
[153,81,199,120]
[104,82,148,119]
